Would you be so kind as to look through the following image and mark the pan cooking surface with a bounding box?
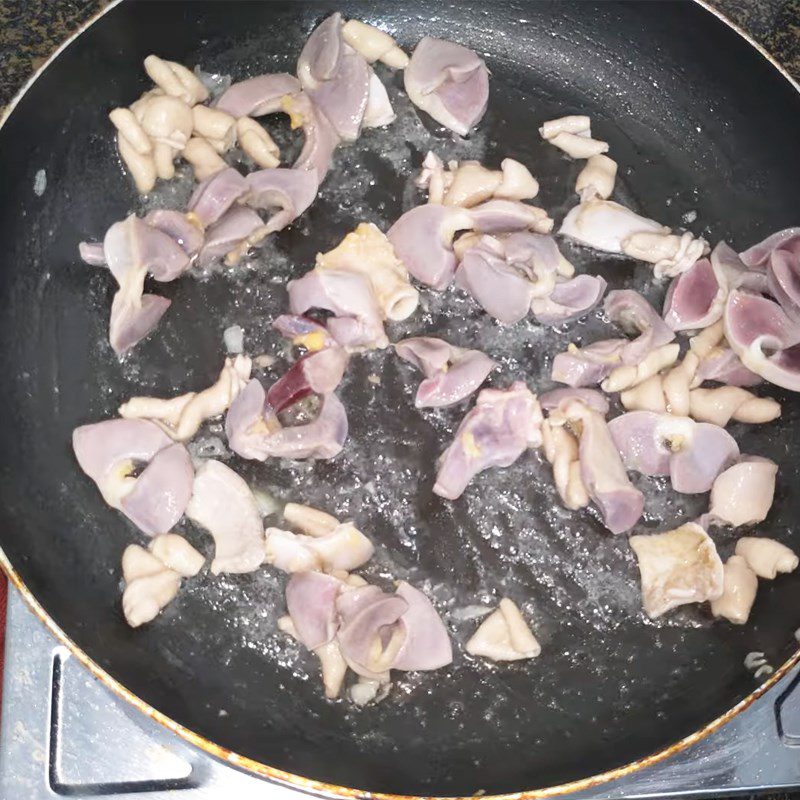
[1,1,799,795]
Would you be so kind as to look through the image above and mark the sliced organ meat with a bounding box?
[605,289,675,356]
[404,37,489,136]
[663,242,749,331]
[237,116,281,168]
[278,613,348,698]
[273,314,336,352]
[388,204,473,290]
[395,336,495,408]
[693,346,762,387]
[119,355,252,441]
[531,274,607,326]
[259,392,348,459]
[465,598,541,661]
[266,347,349,413]
[363,69,396,128]
[103,214,191,284]
[310,522,375,572]
[283,575,452,695]
[341,20,409,69]
[440,160,495,207]
[265,522,373,573]
[215,73,301,117]
[619,364,776,425]
[629,523,724,619]
[560,199,667,253]
[337,593,408,677]
[539,115,608,159]
[283,91,341,179]
[224,378,270,459]
[143,209,204,259]
[297,13,370,142]
[434,382,543,500]
[468,199,553,235]
[575,154,617,200]
[560,194,707,276]
[739,227,800,269]
[73,419,192,536]
[768,249,800,323]
[73,418,173,509]
[602,351,682,396]
[541,419,588,511]
[225,379,348,461]
[185,459,265,574]
[282,502,339,537]
[297,13,343,86]
[187,167,248,227]
[197,207,265,266]
[315,641,349,699]
[723,289,800,391]
[551,339,628,388]
[392,582,453,671]
[288,268,387,349]
[310,51,369,142]
[97,213,192,354]
[109,291,171,356]
[455,238,535,324]
[434,158,539,208]
[688,386,780,427]
[416,150,451,204]
[621,230,707,278]
[120,443,194,536]
[539,387,609,416]
[708,456,778,527]
[264,527,320,573]
[482,158,539,202]
[390,202,553,292]
[149,533,205,577]
[455,232,579,324]
[79,241,106,266]
[551,291,674,389]
[551,290,674,389]
[337,584,385,625]
[315,222,419,322]
[394,337,453,375]
[663,257,720,331]
[710,555,758,625]
[735,537,798,579]
[244,167,319,234]
[286,571,342,649]
[609,410,739,493]
[738,228,800,322]
[554,400,643,534]
[121,545,181,628]
[688,318,761,387]
[502,231,563,292]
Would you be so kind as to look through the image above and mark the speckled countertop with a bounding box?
[0,0,798,113]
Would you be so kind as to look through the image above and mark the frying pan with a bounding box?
[1,0,799,796]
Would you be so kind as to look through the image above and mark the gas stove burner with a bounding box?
[2,587,799,799]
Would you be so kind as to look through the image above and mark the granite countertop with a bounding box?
[0,0,798,112]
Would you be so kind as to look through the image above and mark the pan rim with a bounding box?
[1,0,798,797]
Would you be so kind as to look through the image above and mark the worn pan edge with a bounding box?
[1,0,799,797]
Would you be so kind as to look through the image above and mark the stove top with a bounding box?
[2,586,799,800]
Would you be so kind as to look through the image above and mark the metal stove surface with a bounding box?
[2,586,800,800]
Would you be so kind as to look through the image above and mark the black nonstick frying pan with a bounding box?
[1,1,800,797]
